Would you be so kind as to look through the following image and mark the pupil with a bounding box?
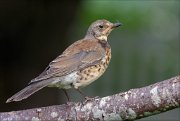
[99,25,103,28]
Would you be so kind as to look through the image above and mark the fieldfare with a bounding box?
[6,19,121,103]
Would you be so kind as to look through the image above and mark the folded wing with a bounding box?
[29,39,105,84]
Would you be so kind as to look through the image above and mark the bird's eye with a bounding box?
[99,25,103,28]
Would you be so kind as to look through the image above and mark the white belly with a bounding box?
[48,72,79,89]
[48,50,111,90]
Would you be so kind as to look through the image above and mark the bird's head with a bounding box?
[85,19,122,41]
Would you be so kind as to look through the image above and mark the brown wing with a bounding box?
[29,39,106,84]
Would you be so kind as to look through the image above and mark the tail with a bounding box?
[6,79,52,103]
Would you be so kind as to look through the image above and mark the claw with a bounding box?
[82,96,100,104]
[66,101,74,106]
[85,96,99,100]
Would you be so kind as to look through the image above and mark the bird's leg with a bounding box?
[63,89,75,106]
[76,89,99,103]
[62,89,70,102]
[76,88,87,98]
[62,89,77,108]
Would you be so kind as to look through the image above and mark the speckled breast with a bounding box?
[73,47,111,89]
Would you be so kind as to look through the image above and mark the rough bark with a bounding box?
[0,76,179,121]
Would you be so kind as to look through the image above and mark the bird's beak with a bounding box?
[111,22,122,28]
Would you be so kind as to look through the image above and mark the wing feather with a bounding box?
[29,39,106,84]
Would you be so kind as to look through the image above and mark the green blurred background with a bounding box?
[0,0,179,120]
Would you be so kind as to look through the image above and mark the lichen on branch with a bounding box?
[0,76,179,121]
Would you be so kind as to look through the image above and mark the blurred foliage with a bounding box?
[70,0,180,93]
[0,0,179,120]
[69,1,180,120]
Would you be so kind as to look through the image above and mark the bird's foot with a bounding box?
[85,96,100,101]
[82,96,100,104]
[66,101,74,106]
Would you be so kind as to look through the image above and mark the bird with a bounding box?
[6,19,122,103]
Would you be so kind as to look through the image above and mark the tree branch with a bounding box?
[0,76,179,120]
